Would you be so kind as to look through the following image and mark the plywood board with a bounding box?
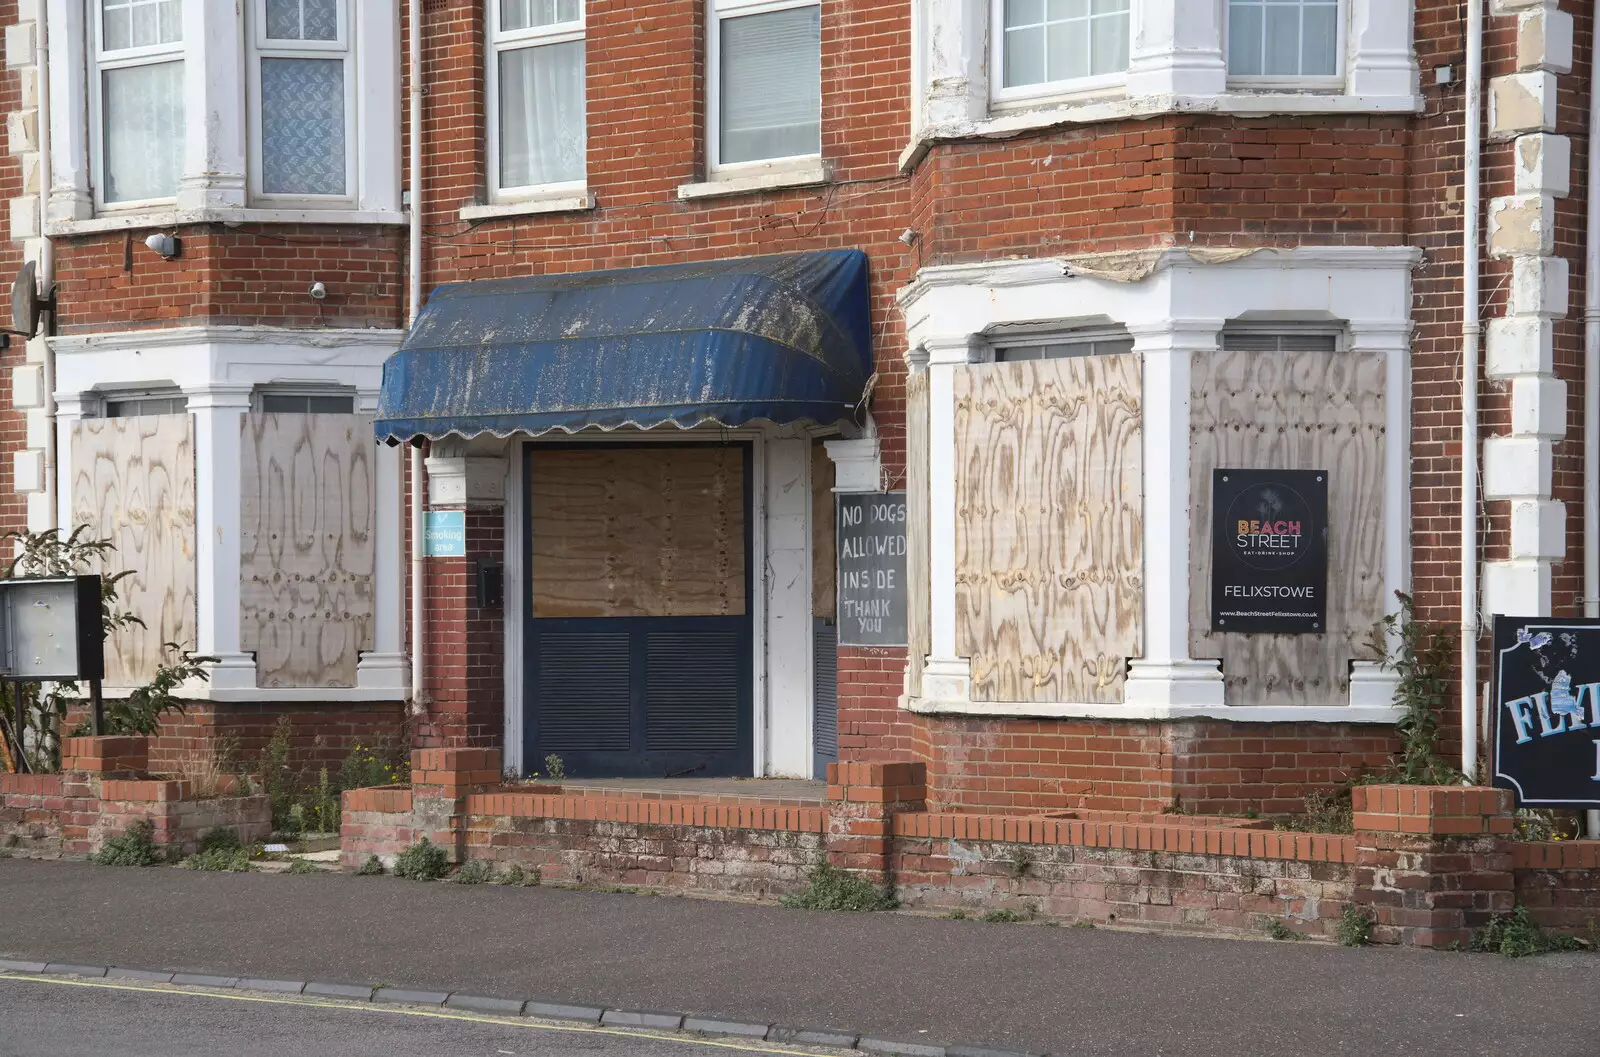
[905,370,931,698]
[240,414,377,688]
[1188,349,1387,706]
[954,356,1143,703]
[531,447,746,618]
[69,416,197,687]
[811,441,836,621]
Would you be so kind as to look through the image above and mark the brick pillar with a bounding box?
[60,735,149,788]
[1353,785,1516,949]
[410,747,502,862]
[826,761,926,886]
[418,447,507,749]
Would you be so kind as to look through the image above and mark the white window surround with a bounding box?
[903,0,1419,173]
[1225,0,1345,90]
[705,0,824,183]
[246,0,358,208]
[897,244,1419,723]
[46,0,402,228]
[989,0,1132,111]
[49,325,409,702]
[486,0,588,207]
[90,0,185,212]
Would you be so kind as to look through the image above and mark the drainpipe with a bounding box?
[1461,0,1483,781]
[37,9,54,531]
[1585,0,1600,836]
[408,0,427,712]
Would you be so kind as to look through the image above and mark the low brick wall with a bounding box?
[341,755,1600,946]
[0,736,270,858]
[1514,841,1600,934]
[893,813,1354,937]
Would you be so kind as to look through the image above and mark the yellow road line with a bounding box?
[0,973,842,1057]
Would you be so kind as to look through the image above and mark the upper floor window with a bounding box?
[710,0,821,169]
[993,0,1129,102]
[101,389,188,418]
[248,0,355,204]
[256,388,357,414]
[490,0,587,196]
[1226,0,1341,81]
[93,0,185,207]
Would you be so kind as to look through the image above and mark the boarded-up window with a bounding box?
[240,413,376,688]
[70,415,197,687]
[531,446,746,618]
[953,355,1142,704]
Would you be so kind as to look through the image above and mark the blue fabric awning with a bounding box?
[375,250,872,442]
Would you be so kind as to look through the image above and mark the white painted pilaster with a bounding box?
[765,435,812,777]
[178,0,247,211]
[355,389,407,694]
[918,0,986,127]
[44,0,89,223]
[1127,0,1226,97]
[919,334,979,704]
[187,384,256,690]
[1124,322,1226,708]
[1347,0,1420,98]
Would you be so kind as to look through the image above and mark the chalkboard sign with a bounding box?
[1210,469,1328,635]
[837,492,907,647]
[1493,616,1600,808]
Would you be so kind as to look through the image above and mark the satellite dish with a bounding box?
[10,261,50,339]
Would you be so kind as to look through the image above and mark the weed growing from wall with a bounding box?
[90,821,160,867]
[392,838,450,881]
[781,863,896,911]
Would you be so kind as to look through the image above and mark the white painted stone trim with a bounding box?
[823,435,881,493]
[46,208,407,235]
[899,245,1418,720]
[50,326,407,702]
[677,160,833,201]
[459,193,597,221]
[906,697,1406,724]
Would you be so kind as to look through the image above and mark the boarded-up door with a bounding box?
[526,444,752,778]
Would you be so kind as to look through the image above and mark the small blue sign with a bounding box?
[424,510,466,558]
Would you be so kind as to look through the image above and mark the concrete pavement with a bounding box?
[2,858,1595,1057]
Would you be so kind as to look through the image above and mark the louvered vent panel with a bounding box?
[535,631,631,751]
[645,630,741,751]
[813,619,838,762]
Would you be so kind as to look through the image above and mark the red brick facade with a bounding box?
[3,2,1596,812]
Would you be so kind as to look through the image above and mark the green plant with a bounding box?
[1276,789,1355,835]
[1337,904,1374,947]
[197,828,242,855]
[982,909,1025,924]
[0,528,215,772]
[259,717,301,834]
[90,820,161,867]
[1514,809,1582,842]
[356,854,385,876]
[943,909,968,920]
[306,767,340,834]
[1005,846,1031,879]
[339,740,409,791]
[287,859,320,875]
[1368,592,1464,786]
[1471,906,1584,957]
[393,838,450,881]
[451,860,495,885]
[542,754,567,782]
[1261,918,1301,941]
[181,847,253,872]
[781,863,897,912]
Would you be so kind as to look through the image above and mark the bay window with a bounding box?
[490,0,587,196]
[993,0,1129,101]
[710,0,821,169]
[1227,0,1342,80]
[93,0,185,207]
[249,0,355,204]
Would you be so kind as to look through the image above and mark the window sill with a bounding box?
[899,91,1424,172]
[904,697,1406,724]
[677,160,833,201]
[458,192,598,221]
[46,206,409,236]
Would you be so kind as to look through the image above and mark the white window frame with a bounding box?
[88,0,185,213]
[98,387,188,418]
[1218,324,1346,352]
[988,0,1131,110]
[246,0,359,208]
[990,325,1134,361]
[707,0,823,177]
[1224,0,1348,91]
[487,0,587,203]
[253,384,359,414]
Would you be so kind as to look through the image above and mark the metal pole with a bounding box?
[89,675,103,737]
[13,679,27,773]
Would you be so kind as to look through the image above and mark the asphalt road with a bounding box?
[3,858,1597,1057]
[0,974,855,1057]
